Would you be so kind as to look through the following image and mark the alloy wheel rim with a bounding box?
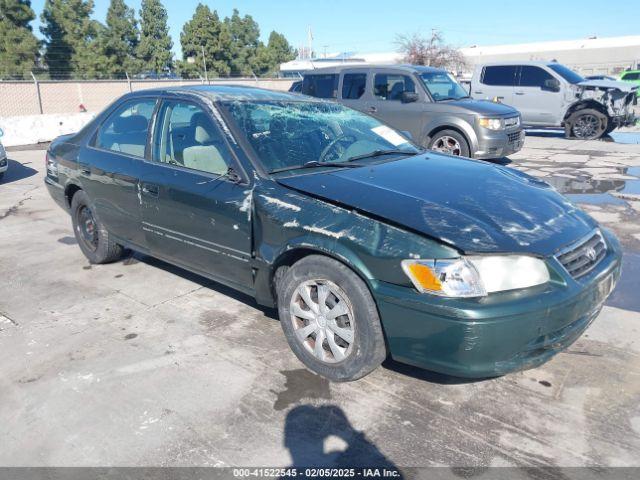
[574,114,600,139]
[77,206,99,252]
[432,136,462,155]
[289,279,355,364]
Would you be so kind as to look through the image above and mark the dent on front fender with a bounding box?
[251,181,459,305]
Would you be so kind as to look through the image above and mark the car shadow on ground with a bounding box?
[0,159,38,184]
[381,358,488,385]
[284,404,399,468]
[486,157,512,166]
[125,251,279,320]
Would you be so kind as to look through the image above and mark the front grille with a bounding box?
[504,116,520,128]
[556,230,607,278]
[508,131,521,143]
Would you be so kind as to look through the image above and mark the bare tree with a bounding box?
[396,31,466,74]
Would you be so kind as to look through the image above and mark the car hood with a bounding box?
[443,98,519,116]
[277,154,597,255]
[578,79,638,93]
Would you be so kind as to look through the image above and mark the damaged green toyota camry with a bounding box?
[45,86,621,381]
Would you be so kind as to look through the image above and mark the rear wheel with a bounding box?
[71,190,124,264]
[277,255,387,382]
[567,109,608,140]
[428,129,471,157]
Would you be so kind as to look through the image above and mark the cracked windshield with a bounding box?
[224,101,418,172]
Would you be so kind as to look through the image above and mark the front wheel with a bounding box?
[428,130,471,157]
[567,109,608,140]
[71,190,124,264]
[277,255,387,382]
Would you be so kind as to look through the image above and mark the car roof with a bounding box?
[476,60,556,68]
[303,64,446,74]
[126,84,313,103]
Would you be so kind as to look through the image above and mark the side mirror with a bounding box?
[0,128,4,138]
[542,78,561,92]
[400,130,413,140]
[401,91,419,103]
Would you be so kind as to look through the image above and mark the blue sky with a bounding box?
[28,0,640,57]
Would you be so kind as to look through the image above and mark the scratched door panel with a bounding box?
[140,161,253,289]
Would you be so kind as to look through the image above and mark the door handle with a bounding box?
[367,106,377,113]
[80,165,91,175]
[141,183,159,197]
[474,91,483,94]
[515,91,525,95]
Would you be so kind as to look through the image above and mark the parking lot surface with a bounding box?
[1,132,639,468]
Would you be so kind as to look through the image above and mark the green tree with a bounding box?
[225,8,260,76]
[137,0,173,73]
[101,0,139,77]
[178,3,231,79]
[0,0,40,79]
[40,0,104,78]
[253,31,297,76]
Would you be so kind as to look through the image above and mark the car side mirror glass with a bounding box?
[542,78,560,92]
[401,91,419,103]
[0,128,4,138]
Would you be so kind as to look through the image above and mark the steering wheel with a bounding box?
[318,134,357,163]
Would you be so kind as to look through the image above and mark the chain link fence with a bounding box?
[0,77,294,117]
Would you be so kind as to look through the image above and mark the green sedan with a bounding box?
[44,86,622,381]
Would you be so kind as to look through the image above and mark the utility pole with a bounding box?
[202,45,208,83]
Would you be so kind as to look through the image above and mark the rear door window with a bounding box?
[373,74,415,100]
[302,74,338,98]
[341,73,367,99]
[481,66,517,86]
[518,66,554,87]
[94,99,156,157]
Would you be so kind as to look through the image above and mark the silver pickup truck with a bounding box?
[300,65,524,159]
[471,61,637,139]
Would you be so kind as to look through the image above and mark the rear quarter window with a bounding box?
[94,99,156,158]
[302,74,338,98]
[481,66,517,86]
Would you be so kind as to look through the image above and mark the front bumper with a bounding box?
[612,111,637,128]
[474,128,524,160]
[371,231,622,378]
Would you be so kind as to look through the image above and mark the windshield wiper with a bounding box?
[269,160,364,174]
[345,149,418,162]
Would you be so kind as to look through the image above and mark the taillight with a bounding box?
[45,151,58,178]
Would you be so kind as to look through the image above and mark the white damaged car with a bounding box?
[471,61,637,139]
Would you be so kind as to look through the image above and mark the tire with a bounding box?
[277,255,387,382]
[567,109,608,140]
[428,129,471,157]
[70,190,124,264]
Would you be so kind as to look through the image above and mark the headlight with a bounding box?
[401,256,549,298]
[478,117,504,130]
